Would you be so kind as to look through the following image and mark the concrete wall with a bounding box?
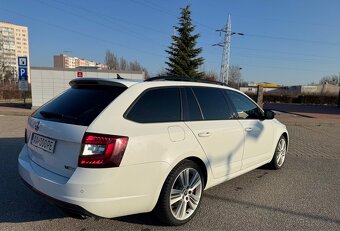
[241,84,340,96]
[240,87,279,94]
[31,67,144,107]
[301,84,339,95]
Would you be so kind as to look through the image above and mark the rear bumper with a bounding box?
[21,178,95,217]
[18,144,171,218]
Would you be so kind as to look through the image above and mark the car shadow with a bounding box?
[0,136,162,226]
[0,137,65,223]
[264,103,340,116]
[114,213,164,226]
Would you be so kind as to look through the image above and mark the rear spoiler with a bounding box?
[69,79,128,88]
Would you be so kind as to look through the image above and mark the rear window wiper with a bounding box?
[40,111,78,120]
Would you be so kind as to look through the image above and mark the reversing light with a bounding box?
[78,133,128,168]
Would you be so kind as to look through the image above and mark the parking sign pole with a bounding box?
[18,56,28,107]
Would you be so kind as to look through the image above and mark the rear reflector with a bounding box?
[24,128,27,143]
[78,133,128,168]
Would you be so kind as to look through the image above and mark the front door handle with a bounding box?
[198,132,211,137]
[245,127,253,132]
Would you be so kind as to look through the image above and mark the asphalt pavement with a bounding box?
[0,115,339,230]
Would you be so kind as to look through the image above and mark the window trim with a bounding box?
[124,86,183,124]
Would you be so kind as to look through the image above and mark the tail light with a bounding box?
[78,133,128,168]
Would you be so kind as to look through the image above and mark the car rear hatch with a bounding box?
[27,79,128,178]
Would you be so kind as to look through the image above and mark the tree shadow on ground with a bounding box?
[264,103,340,115]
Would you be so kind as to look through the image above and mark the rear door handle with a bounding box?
[245,127,253,132]
[198,132,211,137]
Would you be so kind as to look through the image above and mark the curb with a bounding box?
[0,111,33,116]
[281,121,340,127]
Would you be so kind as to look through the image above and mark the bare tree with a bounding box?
[129,61,142,71]
[319,74,340,85]
[142,68,149,79]
[228,65,242,88]
[119,57,128,70]
[105,50,118,70]
[104,50,149,78]
[203,70,218,81]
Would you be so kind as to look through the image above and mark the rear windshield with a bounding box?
[32,85,126,126]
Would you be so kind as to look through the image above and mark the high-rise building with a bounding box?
[0,22,30,82]
[54,54,108,70]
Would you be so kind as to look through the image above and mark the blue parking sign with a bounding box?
[18,57,28,66]
[18,67,28,81]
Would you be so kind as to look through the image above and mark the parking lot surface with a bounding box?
[0,115,339,230]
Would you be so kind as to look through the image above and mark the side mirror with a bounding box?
[264,109,275,120]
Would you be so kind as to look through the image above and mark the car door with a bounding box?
[183,87,245,179]
[224,90,274,170]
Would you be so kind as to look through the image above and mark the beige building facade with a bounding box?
[0,22,30,82]
[54,54,108,70]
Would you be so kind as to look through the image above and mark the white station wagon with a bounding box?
[19,76,288,225]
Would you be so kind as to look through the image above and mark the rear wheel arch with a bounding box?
[185,156,208,188]
[154,159,205,225]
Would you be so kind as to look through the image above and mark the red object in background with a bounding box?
[77,72,83,78]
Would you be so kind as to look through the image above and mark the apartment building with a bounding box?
[0,22,30,81]
[54,54,108,69]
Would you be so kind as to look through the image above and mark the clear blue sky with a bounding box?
[2,0,340,85]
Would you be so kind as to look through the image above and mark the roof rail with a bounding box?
[145,76,227,86]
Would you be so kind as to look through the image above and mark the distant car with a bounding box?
[19,76,288,225]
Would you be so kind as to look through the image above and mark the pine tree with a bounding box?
[165,5,204,78]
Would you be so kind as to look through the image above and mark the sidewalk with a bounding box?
[0,106,34,116]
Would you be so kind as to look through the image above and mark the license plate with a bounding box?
[30,133,56,153]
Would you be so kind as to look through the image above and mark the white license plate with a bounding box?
[31,133,56,153]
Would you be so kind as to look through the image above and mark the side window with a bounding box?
[225,90,263,120]
[192,87,233,120]
[126,88,181,123]
[182,88,203,121]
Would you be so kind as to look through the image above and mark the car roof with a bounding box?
[69,77,239,93]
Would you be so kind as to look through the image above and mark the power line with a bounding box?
[246,33,340,47]
[239,63,334,74]
[129,0,340,48]
[231,53,340,65]
[128,0,216,32]
[232,46,340,61]
[35,0,168,48]
[231,13,340,29]
[126,0,340,50]
[0,7,165,58]
[55,0,171,36]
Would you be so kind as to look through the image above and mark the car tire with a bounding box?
[269,135,287,169]
[154,160,204,226]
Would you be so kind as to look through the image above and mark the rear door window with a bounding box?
[192,87,233,120]
[126,87,181,123]
[32,85,126,126]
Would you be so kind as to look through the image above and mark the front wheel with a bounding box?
[269,135,287,169]
[154,160,204,226]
